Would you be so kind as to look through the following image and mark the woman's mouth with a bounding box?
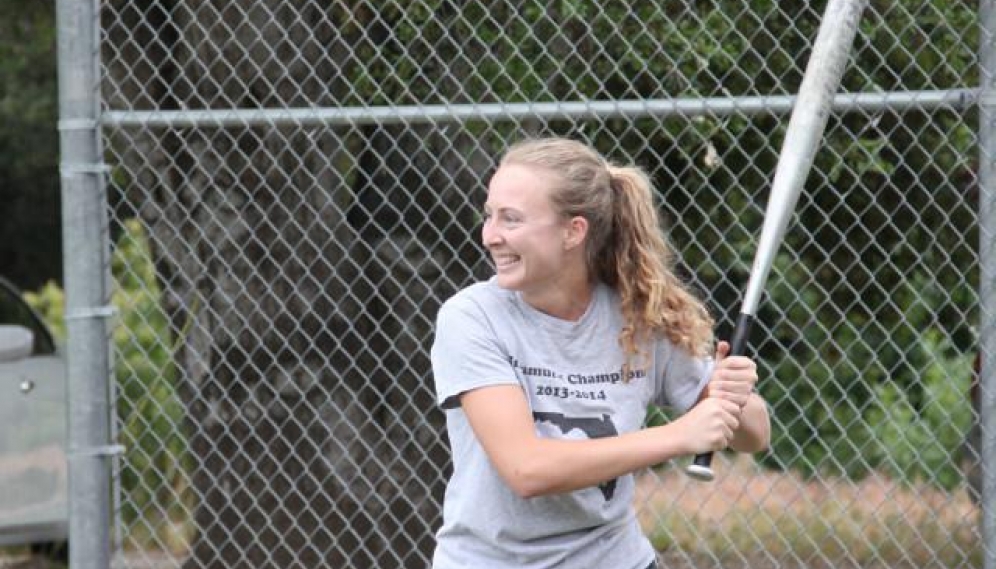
[492,254,520,270]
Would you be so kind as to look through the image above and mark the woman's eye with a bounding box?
[481,209,522,226]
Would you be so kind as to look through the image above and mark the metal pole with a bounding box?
[56,0,115,567]
[980,2,996,568]
[101,89,976,128]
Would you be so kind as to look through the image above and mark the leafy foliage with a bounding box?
[621,0,977,487]
[0,0,61,290]
[26,220,191,548]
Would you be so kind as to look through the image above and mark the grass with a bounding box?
[637,454,981,568]
[3,456,980,568]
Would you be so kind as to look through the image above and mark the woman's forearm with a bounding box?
[728,393,770,453]
[507,421,700,498]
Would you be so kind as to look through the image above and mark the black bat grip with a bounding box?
[685,313,754,481]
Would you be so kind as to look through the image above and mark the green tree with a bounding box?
[0,0,61,289]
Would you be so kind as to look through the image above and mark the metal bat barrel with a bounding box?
[685,0,868,482]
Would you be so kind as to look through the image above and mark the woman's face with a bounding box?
[482,163,577,294]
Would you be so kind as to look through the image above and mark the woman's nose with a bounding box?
[481,217,500,246]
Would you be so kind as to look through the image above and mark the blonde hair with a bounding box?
[500,137,715,363]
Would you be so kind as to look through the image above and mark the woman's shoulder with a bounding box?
[440,277,515,314]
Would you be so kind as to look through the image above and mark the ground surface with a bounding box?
[2,453,981,568]
[636,453,980,568]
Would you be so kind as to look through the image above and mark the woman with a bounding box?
[430,137,770,569]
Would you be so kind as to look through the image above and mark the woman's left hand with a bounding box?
[705,340,757,412]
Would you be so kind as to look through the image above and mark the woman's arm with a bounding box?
[459,384,741,498]
[729,392,770,452]
[697,341,771,453]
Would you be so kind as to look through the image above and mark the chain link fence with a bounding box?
[83,0,986,567]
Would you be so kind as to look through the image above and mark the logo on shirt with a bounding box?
[532,411,619,501]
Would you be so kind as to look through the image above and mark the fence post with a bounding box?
[56,0,114,567]
[980,2,996,568]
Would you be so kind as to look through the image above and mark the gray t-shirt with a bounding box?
[430,278,712,569]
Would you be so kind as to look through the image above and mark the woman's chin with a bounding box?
[494,272,523,290]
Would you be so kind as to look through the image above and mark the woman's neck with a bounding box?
[520,278,594,322]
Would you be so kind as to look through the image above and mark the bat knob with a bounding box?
[685,463,715,482]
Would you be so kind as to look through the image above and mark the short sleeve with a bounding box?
[655,345,713,412]
[431,295,520,410]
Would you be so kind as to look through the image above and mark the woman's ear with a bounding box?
[564,216,588,251]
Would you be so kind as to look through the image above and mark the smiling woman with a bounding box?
[429,137,770,569]
[482,162,588,315]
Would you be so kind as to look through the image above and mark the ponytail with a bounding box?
[601,166,714,361]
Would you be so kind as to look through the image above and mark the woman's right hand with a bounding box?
[676,396,742,455]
